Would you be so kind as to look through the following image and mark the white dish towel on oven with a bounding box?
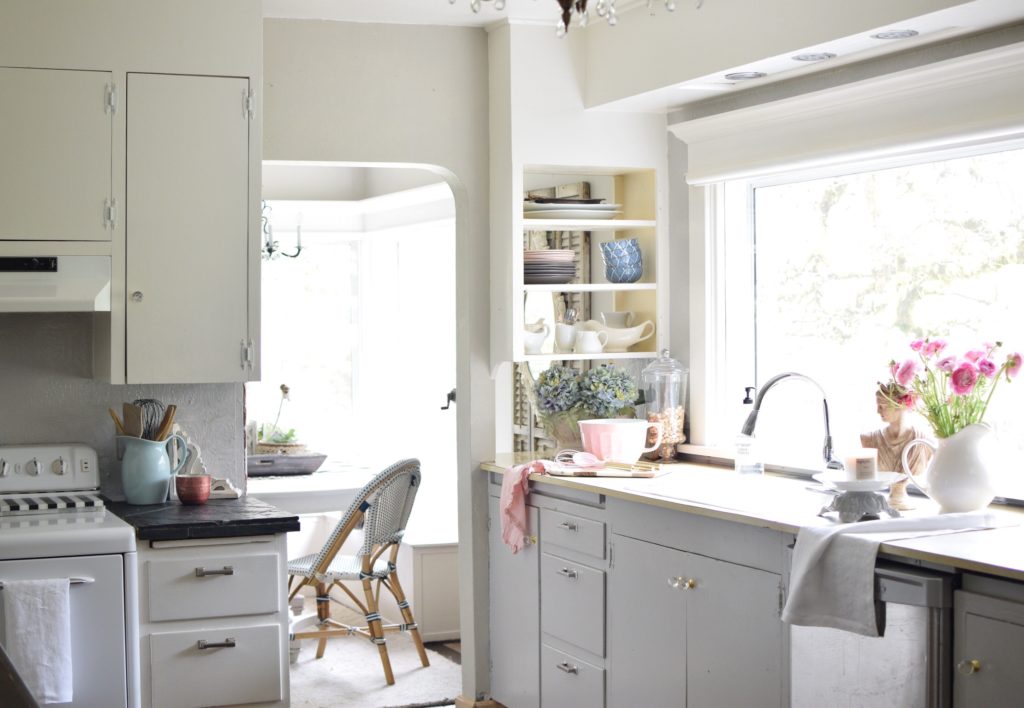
[782,512,997,637]
[3,578,73,704]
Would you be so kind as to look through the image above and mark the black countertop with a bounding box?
[106,496,300,541]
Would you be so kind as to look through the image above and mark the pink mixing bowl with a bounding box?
[578,419,662,464]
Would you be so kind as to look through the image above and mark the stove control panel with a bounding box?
[0,444,100,494]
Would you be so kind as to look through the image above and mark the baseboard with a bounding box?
[454,697,501,708]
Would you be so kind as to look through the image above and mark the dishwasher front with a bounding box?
[790,562,954,708]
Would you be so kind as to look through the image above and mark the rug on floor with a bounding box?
[288,603,461,708]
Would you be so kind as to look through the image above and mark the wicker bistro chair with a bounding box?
[286,458,429,685]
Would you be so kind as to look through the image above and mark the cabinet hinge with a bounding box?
[103,198,117,230]
[608,540,614,569]
[105,83,118,114]
[241,340,255,369]
[777,580,785,617]
[243,89,255,120]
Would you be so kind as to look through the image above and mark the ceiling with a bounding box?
[262,0,1024,112]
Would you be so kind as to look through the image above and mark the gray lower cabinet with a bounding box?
[954,589,1024,706]
[489,495,540,708]
[607,534,783,708]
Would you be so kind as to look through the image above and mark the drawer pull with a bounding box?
[197,638,236,650]
[957,659,981,675]
[556,661,579,675]
[559,520,579,532]
[195,565,235,577]
[557,567,578,580]
[668,576,696,590]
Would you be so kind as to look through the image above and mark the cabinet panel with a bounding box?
[146,552,279,622]
[540,552,605,657]
[149,622,283,708]
[489,496,540,708]
[0,67,112,242]
[126,72,249,383]
[540,508,605,561]
[541,644,604,708]
[686,553,783,708]
[607,534,686,708]
[954,590,1024,707]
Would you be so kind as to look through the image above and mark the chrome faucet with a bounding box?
[741,372,844,470]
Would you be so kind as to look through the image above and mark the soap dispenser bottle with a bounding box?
[735,386,764,475]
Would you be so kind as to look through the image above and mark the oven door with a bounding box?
[0,554,127,707]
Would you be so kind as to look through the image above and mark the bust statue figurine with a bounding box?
[859,382,933,510]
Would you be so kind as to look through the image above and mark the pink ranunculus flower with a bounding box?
[965,349,986,363]
[951,361,979,395]
[1007,352,1023,380]
[910,339,925,352]
[978,359,997,378]
[923,339,947,357]
[936,356,956,372]
[895,359,918,387]
[899,392,916,408]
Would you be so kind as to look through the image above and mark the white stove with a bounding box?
[0,443,139,708]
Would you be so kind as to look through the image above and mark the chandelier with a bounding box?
[261,201,303,261]
[455,0,690,36]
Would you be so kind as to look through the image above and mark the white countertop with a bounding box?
[482,455,1024,583]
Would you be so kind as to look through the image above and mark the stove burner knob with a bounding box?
[52,457,68,476]
[26,458,41,476]
[0,459,8,477]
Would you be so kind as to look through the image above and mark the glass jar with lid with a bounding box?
[641,350,689,460]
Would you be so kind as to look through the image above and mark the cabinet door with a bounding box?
[607,534,686,708]
[954,590,1024,707]
[126,72,249,383]
[0,67,112,241]
[686,553,783,708]
[489,495,540,708]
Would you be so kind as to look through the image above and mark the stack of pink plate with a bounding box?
[524,249,576,284]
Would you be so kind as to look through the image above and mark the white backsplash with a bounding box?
[0,313,245,498]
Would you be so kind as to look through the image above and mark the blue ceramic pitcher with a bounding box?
[119,435,188,505]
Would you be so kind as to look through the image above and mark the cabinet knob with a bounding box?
[25,458,40,476]
[957,659,982,675]
[523,535,537,546]
[668,576,696,590]
[131,290,144,302]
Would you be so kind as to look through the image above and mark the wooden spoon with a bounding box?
[108,408,128,436]
[122,402,144,438]
[153,405,177,442]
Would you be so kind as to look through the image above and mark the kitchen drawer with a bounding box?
[541,643,605,708]
[146,552,279,621]
[149,622,283,708]
[541,552,605,656]
[541,508,605,561]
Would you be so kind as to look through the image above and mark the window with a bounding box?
[717,144,1024,497]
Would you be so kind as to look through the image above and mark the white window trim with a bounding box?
[673,39,1024,455]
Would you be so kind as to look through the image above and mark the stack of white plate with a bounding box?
[524,249,576,284]
[524,200,622,220]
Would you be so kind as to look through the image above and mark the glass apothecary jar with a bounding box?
[641,350,689,460]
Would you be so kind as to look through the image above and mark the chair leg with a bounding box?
[387,571,430,667]
[314,581,331,659]
[362,576,395,685]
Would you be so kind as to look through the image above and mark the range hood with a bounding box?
[0,254,111,312]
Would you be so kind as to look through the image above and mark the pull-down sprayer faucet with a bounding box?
[740,372,844,471]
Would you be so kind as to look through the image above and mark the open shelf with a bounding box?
[522,218,656,231]
[523,351,658,363]
[523,283,656,293]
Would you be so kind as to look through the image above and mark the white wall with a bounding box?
[262,18,493,701]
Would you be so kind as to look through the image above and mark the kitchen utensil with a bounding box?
[133,398,166,440]
[578,419,663,464]
[523,324,550,354]
[555,323,576,353]
[641,350,689,459]
[108,408,128,435]
[813,470,906,493]
[577,319,655,352]
[563,307,577,325]
[153,404,177,442]
[122,403,144,438]
[601,311,634,328]
[573,329,608,354]
[118,434,188,505]
[175,474,211,505]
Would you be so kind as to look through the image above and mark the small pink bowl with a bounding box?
[175,475,211,505]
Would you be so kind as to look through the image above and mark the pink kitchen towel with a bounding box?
[500,461,550,553]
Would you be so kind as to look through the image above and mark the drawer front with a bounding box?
[147,552,279,621]
[541,644,604,708]
[150,622,283,708]
[541,508,605,561]
[541,552,605,656]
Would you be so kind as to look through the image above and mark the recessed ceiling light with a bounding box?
[792,52,837,62]
[724,71,766,81]
[871,29,919,40]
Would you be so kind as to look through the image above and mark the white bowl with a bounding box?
[577,319,655,353]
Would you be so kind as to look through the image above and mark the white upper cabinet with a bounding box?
[0,67,113,241]
[126,73,251,384]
